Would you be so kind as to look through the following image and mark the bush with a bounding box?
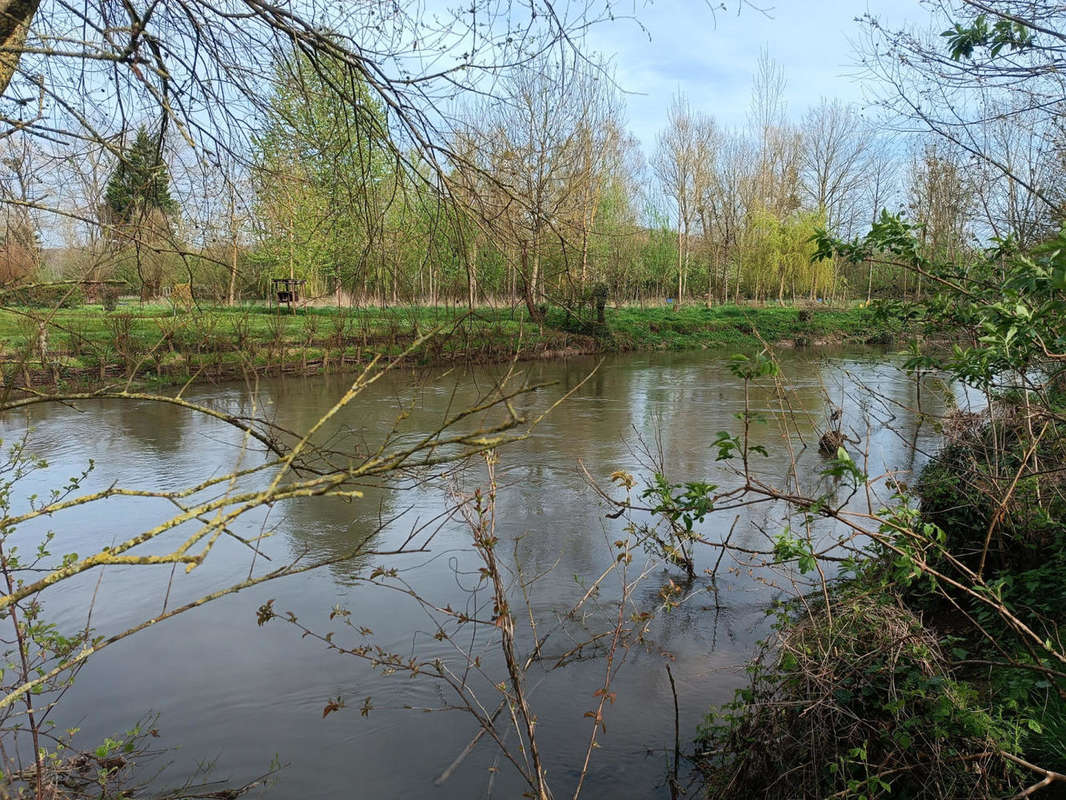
[101,285,121,311]
[917,408,1066,574]
[907,407,1066,791]
[2,283,86,308]
[697,594,1018,799]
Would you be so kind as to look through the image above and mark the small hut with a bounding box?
[271,278,306,311]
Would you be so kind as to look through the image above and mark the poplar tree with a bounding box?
[252,49,394,301]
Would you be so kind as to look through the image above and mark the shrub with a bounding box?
[172,282,194,307]
[696,594,1017,799]
[917,408,1066,574]
[2,283,86,308]
[100,284,121,311]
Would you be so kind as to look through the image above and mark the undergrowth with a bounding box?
[696,590,1021,799]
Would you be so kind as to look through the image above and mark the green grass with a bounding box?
[603,304,880,350]
[0,301,888,390]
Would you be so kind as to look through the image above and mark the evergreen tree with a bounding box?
[105,126,176,224]
[104,125,179,299]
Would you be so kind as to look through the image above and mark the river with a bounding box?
[0,348,971,798]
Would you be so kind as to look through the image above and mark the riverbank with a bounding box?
[0,302,896,392]
[696,405,1066,798]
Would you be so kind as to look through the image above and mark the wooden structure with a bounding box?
[271,278,306,311]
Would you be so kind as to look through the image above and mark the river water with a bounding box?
[0,348,971,798]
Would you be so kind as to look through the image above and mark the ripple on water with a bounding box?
[0,348,969,798]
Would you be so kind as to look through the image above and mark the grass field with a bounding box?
[0,300,889,390]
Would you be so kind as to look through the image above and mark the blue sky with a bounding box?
[586,1,931,150]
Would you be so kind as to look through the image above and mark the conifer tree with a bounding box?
[103,126,178,299]
[105,126,176,225]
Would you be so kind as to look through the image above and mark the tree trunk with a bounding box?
[676,224,683,304]
[0,0,40,98]
[530,246,540,303]
[228,236,238,306]
[391,255,399,305]
[508,247,516,306]
[521,245,542,322]
[580,225,589,291]
[467,239,478,310]
[287,215,295,281]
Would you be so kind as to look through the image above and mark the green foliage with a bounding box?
[1,284,85,308]
[101,285,120,311]
[0,439,107,792]
[0,303,884,391]
[252,47,394,296]
[711,430,767,460]
[630,473,718,577]
[700,184,1066,796]
[641,474,717,534]
[697,593,1021,799]
[104,125,176,224]
[544,283,613,336]
[820,446,866,487]
[727,350,779,380]
[814,205,1066,792]
[917,414,1066,574]
[820,216,1066,391]
[772,528,817,574]
[736,206,836,301]
[943,14,1034,60]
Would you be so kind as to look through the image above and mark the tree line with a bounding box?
[2,14,1063,312]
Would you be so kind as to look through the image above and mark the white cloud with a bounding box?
[586,0,928,152]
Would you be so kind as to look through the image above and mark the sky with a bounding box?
[585,0,931,152]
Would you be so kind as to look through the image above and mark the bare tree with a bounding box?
[800,99,875,240]
[858,0,1066,222]
[0,134,40,283]
[654,92,715,303]
[454,52,604,319]
[567,67,627,292]
[967,101,1061,247]
[907,140,977,299]
[859,144,902,301]
[0,0,629,294]
[747,51,802,220]
[699,130,751,303]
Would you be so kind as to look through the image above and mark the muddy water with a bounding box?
[0,348,970,798]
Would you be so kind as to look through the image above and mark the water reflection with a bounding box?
[0,347,970,799]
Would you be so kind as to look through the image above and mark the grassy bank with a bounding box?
[0,301,891,391]
[602,304,885,349]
